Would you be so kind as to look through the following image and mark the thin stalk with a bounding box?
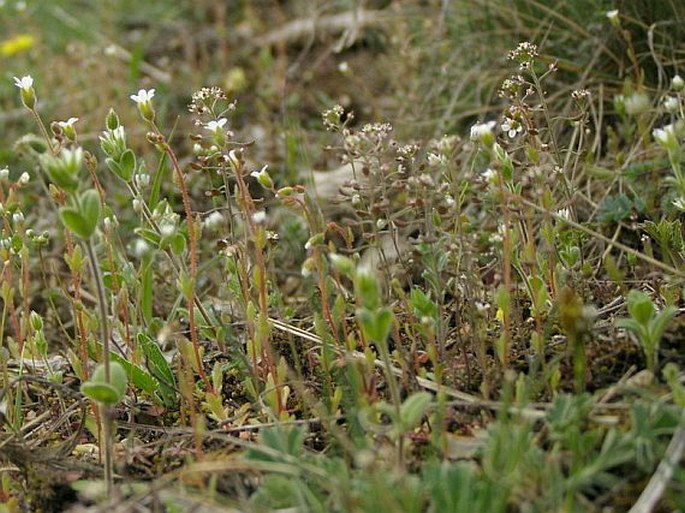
[150,126,211,392]
[84,238,114,497]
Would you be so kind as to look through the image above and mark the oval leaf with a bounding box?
[81,381,121,405]
[59,207,91,239]
[118,149,136,182]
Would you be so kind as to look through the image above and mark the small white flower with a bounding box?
[653,124,678,151]
[606,9,619,27]
[0,168,9,180]
[18,171,30,185]
[501,117,523,138]
[203,211,224,229]
[475,301,490,314]
[134,173,150,188]
[663,96,680,113]
[470,121,497,145]
[556,208,570,221]
[427,152,446,167]
[624,92,651,115]
[672,74,684,92]
[103,215,119,231]
[13,75,33,90]
[132,238,150,258]
[57,117,79,140]
[481,168,497,183]
[57,117,78,129]
[130,88,155,104]
[251,165,273,189]
[252,210,267,224]
[12,212,24,224]
[204,118,227,131]
[159,221,176,237]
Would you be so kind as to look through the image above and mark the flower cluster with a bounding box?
[508,42,538,71]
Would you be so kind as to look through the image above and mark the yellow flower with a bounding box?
[0,34,34,57]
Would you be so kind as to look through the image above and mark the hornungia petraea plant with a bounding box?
[14,75,127,498]
[5,7,685,506]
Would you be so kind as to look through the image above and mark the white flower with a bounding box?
[251,165,273,189]
[427,152,446,167]
[18,172,30,185]
[131,89,156,120]
[672,74,684,92]
[469,121,496,146]
[624,92,650,115]
[475,301,490,314]
[606,10,619,27]
[252,210,267,224]
[132,238,150,258]
[556,208,570,221]
[134,173,150,188]
[653,124,678,151]
[13,75,33,90]
[57,117,78,129]
[204,118,227,131]
[501,117,523,138]
[481,168,497,183]
[159,221,176,237]
[203,211,224,229]
[663,96,680,113]
[0,168,9,180]
[130,88,155,104]
[57,117,79,140]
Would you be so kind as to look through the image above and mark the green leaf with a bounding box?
[400,391,432,431]
[59,208,91,239]
[118,149,136,182]
[80,189,102,230]
[648,305,678,346]
[137,332,177,407]
[357,307,393,344]
[106,158,122,178]
[109,352,159,401]
[136,228,161,246]
[626,290,654,325]
[81,381,121,405]
[169,232,186,255]
[149,154,167,209]
[354,268,381,311]
[80,362,128,405]
[59,189,101,239]
[615,318,646,338]
[87,342,161,403]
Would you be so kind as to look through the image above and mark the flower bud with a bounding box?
[106,108,120,130]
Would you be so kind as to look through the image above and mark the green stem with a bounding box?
[85,237,114,497]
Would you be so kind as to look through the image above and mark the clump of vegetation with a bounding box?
[0,1,685,511]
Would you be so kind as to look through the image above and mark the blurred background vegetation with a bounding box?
[2,0,683,178]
